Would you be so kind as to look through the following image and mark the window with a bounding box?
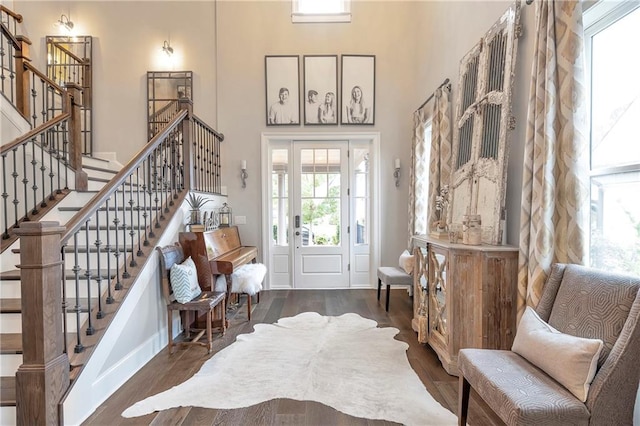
[584,1,640,276]
[413,122,431,235]
[292,0,351,23]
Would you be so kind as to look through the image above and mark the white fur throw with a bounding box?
[215,263,266,295]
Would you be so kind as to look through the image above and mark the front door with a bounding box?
[292,142,350,288]
[264,132,378,290]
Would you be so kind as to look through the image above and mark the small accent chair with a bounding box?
[215,263,266,321]
[457,263,640,426]
[156,243,226,354]
[377,266,413,311]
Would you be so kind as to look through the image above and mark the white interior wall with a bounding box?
[12,0,536,266]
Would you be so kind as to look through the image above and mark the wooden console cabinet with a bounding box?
[411,235,518,376]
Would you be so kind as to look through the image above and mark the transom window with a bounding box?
[584,1,640,276]
[292,0,351,23]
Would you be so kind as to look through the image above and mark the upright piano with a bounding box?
[179,226,258,315]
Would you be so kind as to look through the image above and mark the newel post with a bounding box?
[14,222,70,426]
[64,83,88,191]
[179,97,193,191]
[14,35,32,121]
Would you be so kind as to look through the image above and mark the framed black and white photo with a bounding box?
[303,55,338,125]
[265,55,300,126]
[341,55,375,125]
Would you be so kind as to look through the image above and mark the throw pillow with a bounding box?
[399,249,414,275]
[169,257,202,303]
[512,306,603,402]
[193,253,214,290]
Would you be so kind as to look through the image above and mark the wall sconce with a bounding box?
[394,158,401,187]
[56,14,74,32]
[241,160,248,188]
[162,40,174,56]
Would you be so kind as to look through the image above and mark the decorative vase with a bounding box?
[190,209,202,225]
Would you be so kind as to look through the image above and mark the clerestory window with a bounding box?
[292,0,351,23]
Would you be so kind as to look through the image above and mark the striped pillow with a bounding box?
[169,257,202,303]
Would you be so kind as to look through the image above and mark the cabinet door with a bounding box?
[428,247,449,347]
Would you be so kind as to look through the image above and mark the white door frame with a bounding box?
[261,132,380,290]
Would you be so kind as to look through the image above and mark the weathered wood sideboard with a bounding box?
[411,235,518,376]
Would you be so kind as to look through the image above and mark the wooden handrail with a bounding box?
[0,5,23,22]
[0,22,20,49]
[50,41,86,63]
[0,113,70,154]
[62,109,188,243]
[23,61,65,93]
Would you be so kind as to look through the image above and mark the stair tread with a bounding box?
[88,177,141,185]
[1,269,117,281]
[58,206,156,211]
[0,299,21,313]
[0,377,16,406]
[12,246,137,254]
[0,334,22,354]
[83,164,118,175]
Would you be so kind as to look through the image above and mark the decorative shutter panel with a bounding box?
[449,1,521,244]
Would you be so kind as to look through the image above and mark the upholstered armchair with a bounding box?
[457,263,640,425]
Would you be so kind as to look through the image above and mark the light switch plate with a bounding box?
[235,215,246,225]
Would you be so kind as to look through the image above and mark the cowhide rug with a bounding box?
[122,312,457,425]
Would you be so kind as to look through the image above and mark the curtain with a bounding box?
[407,108,429,248]
[427,86,452,234]
[518,0,589,319]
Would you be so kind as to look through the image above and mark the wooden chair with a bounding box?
[156,243,226,354]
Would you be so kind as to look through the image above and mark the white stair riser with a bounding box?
[0,312,89,334]
[0,406,16,426]
[0,354,22,376]
[0,278,117,299]
[0,314,21,333]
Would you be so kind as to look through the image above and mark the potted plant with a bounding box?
[186,193,211,225]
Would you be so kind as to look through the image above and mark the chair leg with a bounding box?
[221,298,226,335]
[377,278,382,301]
[458,374,471,425]
[386,284,391,311]
[247,293,252,321]
[206,310,213,354]
[167,308,174,355]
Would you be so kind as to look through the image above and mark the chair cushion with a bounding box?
[169,257,202,303]
[398,249,414,275]
[458,349,590,426]
[377,266,412,286]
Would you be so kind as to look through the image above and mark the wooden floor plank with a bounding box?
[83,289,503,425]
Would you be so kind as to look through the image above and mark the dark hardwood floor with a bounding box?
[83,289,504,425]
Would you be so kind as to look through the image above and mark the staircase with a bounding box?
[1,7,224,423]
[0,155,122,425]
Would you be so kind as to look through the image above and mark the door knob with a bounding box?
[295,231,300,236]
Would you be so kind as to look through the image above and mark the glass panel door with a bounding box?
[293,142,349,288]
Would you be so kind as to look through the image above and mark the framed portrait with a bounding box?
[265,55,300,126]
[341,55,375,125]
[303,55,338,125]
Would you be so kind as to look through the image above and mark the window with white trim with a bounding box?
[584,1,640,276]
[292,0,351,23]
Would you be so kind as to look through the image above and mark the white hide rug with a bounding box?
[122,312,457,425]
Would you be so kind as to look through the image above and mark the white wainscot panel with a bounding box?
[302,255,342,273]
[354,254,369,272]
